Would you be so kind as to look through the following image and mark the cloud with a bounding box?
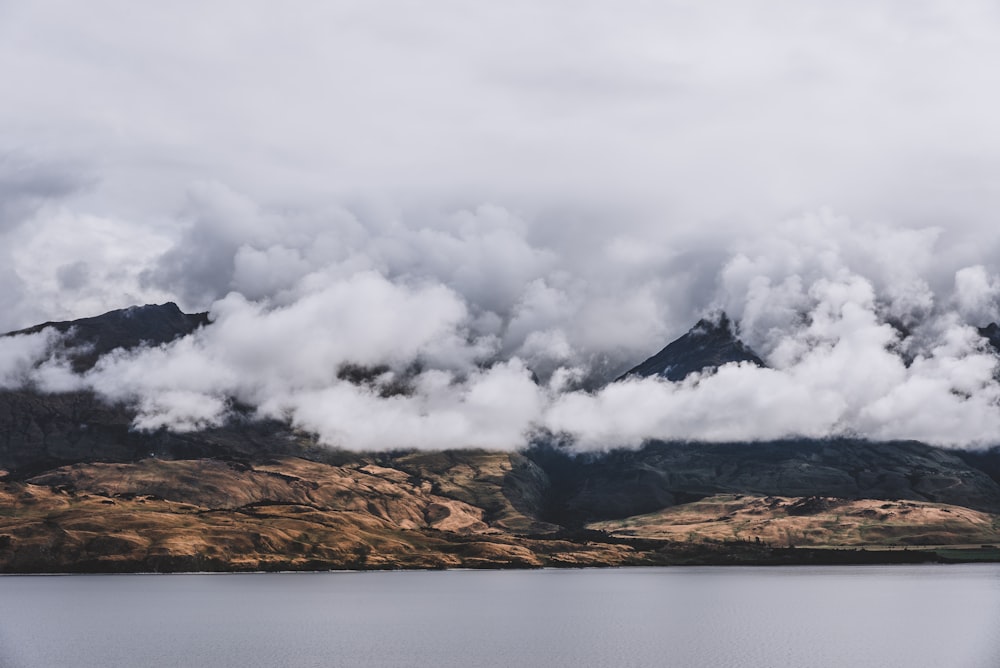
[4,207,1000,450]
[78,270,499,438]
[0,155,94,330]
[0,155,87,232]
[272,361,544,451]
[0,330,60,389]
[547,266,1000,449]
[954,266,1000,325]
[8,208,174,328]
[4,2,1000,448]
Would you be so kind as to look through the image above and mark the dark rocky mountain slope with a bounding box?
[5,302,209,372]
[979,322,1000,353]
[525,439,1000,527]
[617,313,765,381]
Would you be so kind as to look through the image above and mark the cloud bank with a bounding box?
[3,2,1000,449]
[3,207,1000,450]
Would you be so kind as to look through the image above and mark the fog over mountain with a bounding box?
[3,2,1000,449]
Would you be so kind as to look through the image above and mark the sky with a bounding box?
[3,1,1000,449]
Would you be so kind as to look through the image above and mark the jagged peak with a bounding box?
[689,311,734,336]
[979,322,1000,350]
[616,312,765,383]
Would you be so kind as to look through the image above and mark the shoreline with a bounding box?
[2,543,997,576]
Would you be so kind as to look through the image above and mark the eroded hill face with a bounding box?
[589,494,1000,548]
[0,455,637,572]
[4,449,998,572]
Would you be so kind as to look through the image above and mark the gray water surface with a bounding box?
[1,565,998,668]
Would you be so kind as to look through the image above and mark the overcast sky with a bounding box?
[4,1,1000,448]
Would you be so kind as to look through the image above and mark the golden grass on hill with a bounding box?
[0,456,634,572]
[588,494,1000,547]
[4,455,999,572]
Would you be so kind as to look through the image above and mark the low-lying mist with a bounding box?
[3,205,1000,451]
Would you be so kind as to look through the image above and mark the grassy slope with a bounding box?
[588,494,1000,547]
[0,455,635,572]
[3,456,1000,572]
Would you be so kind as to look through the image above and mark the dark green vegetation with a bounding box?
[1,303,999,571]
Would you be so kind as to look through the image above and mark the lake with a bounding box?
[0,565,998,667]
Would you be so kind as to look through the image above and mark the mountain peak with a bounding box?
[617,313,765,382]
[979,323,1000,352]
[4,302,209,372]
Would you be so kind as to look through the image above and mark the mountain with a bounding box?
[979,323,1000,353]
[526,439,1000,525]
[617,313,765,381]
[1,305,999,572]
[5,302,209,372]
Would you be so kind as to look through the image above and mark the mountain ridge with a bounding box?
[4,302,209,372]
[1,303,999,571]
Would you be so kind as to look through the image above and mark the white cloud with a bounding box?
[269,361,545,451]
[0,330,60,389]
[3,2,1000,448]
[954,265,1000,325]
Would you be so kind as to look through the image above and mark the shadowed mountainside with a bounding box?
[525,439,1000,527]
[616,313,765,381]
[5,302,209,372]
